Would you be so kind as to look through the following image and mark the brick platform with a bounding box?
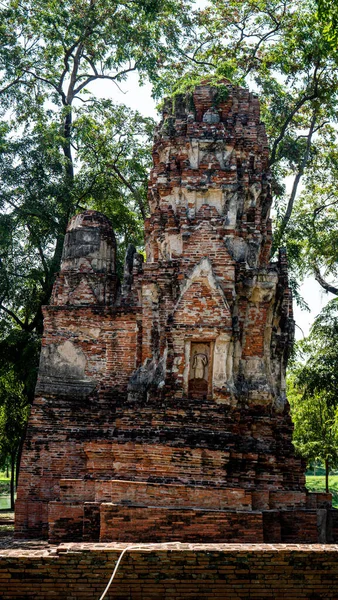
[1,543,338,599]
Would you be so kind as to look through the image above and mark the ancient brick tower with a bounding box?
[15,83,333,543]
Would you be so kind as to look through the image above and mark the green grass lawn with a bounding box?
[306,474,338,508]
[0,471,9,482]
[0,471,10,506]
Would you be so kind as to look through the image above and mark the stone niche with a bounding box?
[188,341,212,398]
[172,257,232,400]
[15,82,336,544]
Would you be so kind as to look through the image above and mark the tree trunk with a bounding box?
[325,457,329,494]
[16,434,25,488]
[10,452,15,510]
[6,459,9,478]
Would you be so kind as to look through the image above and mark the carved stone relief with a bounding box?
[188,342,212,398]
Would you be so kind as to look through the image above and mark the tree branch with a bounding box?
[24,70,66,103]
[0,75,26,95]
[72,65,138,97]
[0,304,27,329]
[108,162,147,219]
[244,18,284,76]
[66,42,84,104]
[272,108,318,252]
[26,223,49,279]
[313,196,338,216]
[177,47,216,68]
[313,265,338,295]
[269,65,320,166]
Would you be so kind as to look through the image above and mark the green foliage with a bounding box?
[72,100,154,267]
[0,0,193,458]
[0,369,30,465]
[0,0,193,111]
[288,299,338,486]
[0,103,154,332]
[0,0,191,340]
[318,0,338,44]
[288,374,338,466]
[295,299,338,405]
[285,136,338,293]
[306,474,338,507]
[156,0,338,297]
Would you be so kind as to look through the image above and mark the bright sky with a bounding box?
[89,72,334,340]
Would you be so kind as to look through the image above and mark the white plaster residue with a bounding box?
[194,189,224,215]
[216,144,234,169]
[68,214,87,231]
[188,139,199,169]
[56,340,86,371]
[250,274,278,303]
[172,355,182,374]
[183,340,191,392]
[160,187,184,213]
[195,192,206,213]
[158,237,169,260]
[183,189,196,217]
[213,335,230,387]
[158,146,170,164]
[39,340,87,378]
[66,324,101,339]
[250,183,262,207]
[168,233,182,257]
[145,239,153,263]
[142,283,159,305]
[225,191,239,227]
[208,189,224,214]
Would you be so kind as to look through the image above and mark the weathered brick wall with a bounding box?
[15,82,334,543]
[1,544,338,599]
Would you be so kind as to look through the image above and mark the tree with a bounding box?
[286,140,338,296]
[154,0,338,301]
[0,0,192,386]
[0,370,30,509]
[0,0,193,484]
[288,378,338,493]
[288,298,338,492]
[0,0,192,325]
[0,101,154,329]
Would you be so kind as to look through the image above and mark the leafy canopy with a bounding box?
[0,0,192,405]
[155,0,338,300]
[288,298,338,474]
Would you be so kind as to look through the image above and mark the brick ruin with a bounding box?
[15,83,335,543]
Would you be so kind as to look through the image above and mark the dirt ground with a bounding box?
[0,510,50,550]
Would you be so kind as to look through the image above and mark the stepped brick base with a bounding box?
[39,478,333,544]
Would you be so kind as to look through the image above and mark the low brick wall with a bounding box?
[1,543,338,599]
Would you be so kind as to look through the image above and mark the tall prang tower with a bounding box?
[15,83,333,544]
